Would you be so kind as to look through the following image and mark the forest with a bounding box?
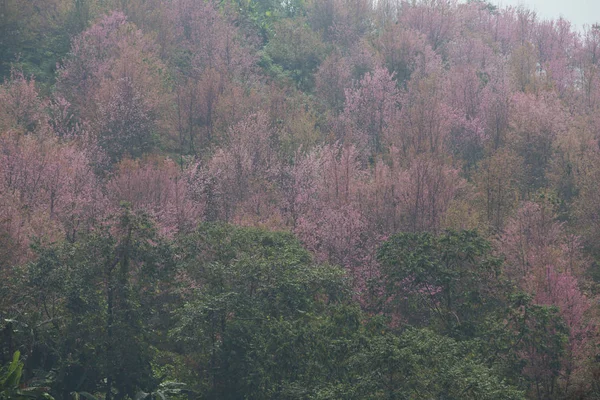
[1,0,600,398]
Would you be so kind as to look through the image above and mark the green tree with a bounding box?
[23,207,176,400]
[349,327,524,400]
[262,18,326,91]
[172,223,361,399]
[499,294,569,400]
[0,0,91,86]
[376,230,508,339]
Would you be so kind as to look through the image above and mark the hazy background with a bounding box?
[492,0,600,30]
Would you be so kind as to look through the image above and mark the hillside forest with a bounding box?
[2,0,600,399]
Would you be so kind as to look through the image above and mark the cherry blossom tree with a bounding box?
[96,76,156,163]
[57,11,170,163]
[107,157,202,236]
[398,0,459,53]
[399,155,464,233]
[0,131,105,262]
[526,265,592,394]
[360,147,406,235]
[0,70,49,135]
[292,143,372,270]
[534,19,578,99]
[56,11,129,120]
[339,66,400,155]
[499,201,593,396]
[474,148,522,232]
[498,201,581,279]
[169,0,256,154]
[193,112,278,224]
[174,0,255,80]
[396,71,456,157]
[377,25,438,88]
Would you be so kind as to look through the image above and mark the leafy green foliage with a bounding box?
[351,328,524,400]
[134,381,190,400]
[504,294,569,399]
[168,224,525,399]
[0,0,92,87]
[262,18,326,91]
[4,220,528,399]
[22,207,177,399]
[172,224,359,398]
[227,0,306,42]
[0,351,54,399]
[376,230,508,338]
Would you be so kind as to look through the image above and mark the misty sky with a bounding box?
[492,0,600,30]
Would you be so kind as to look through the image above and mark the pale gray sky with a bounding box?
[492,0,600,30]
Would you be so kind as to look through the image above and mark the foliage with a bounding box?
[377,230,508,339]
[172,224,356,398]
[20,207,176,399]
[0,351,54,399]
[262,18,326,91]
[351,328,524,400]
